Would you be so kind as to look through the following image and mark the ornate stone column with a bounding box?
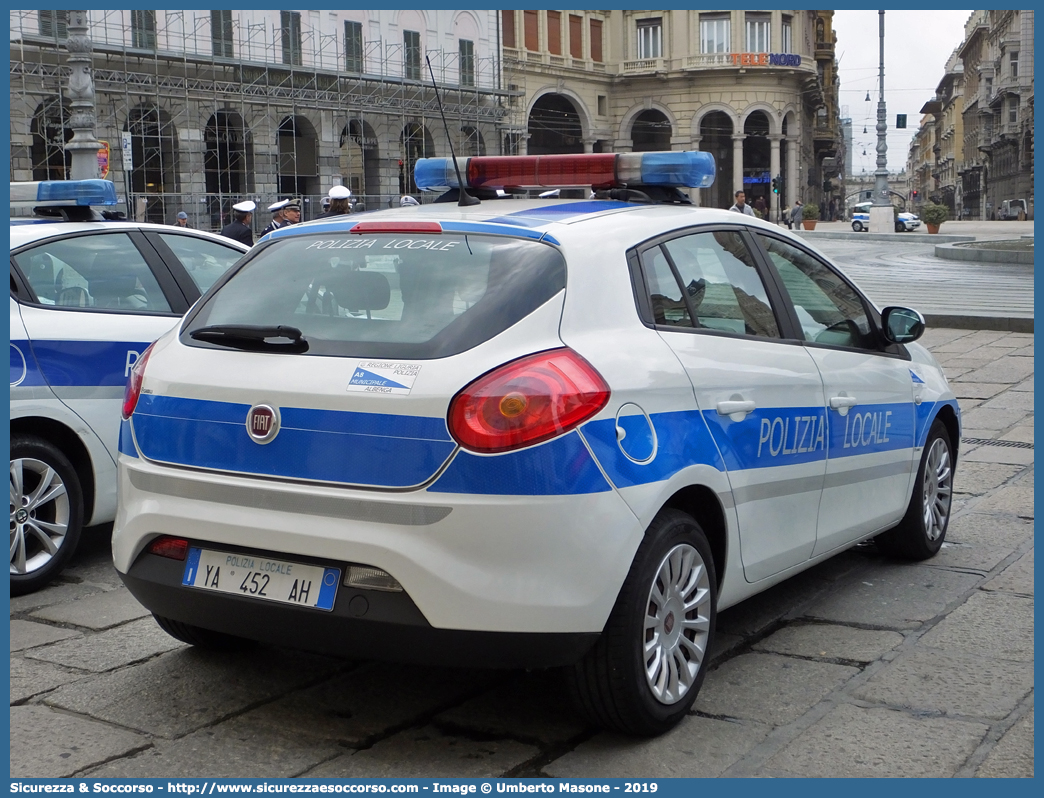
[64,10,102,180]
[690,134,702,206]
[732,134,745,197]
[786,135,798,207]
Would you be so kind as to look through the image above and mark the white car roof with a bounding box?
[9,219,249,252]
[262,199,796,246]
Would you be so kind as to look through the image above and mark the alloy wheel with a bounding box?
[10,457,70,576]
[921,438,952,541]
[643,543,712,705]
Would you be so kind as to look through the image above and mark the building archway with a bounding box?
[400,123,434,194]
[277,115,319,197]
[339,119,379,199]
[742,110,772,205]
[698,110,734,210]
[125,104,179,224]
[204,110,253,228]
[630,109,672,152]
[527,93,583,154]
[30,97,72,181]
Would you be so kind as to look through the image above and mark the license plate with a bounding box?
[182,548,339,611]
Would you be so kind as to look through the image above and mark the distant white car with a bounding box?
[850,202,921,232]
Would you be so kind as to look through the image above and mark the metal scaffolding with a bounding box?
[10,10,508,231]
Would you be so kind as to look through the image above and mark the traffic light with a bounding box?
[896,114,907,129]
[912,190,919,199]
[771,176,780,194]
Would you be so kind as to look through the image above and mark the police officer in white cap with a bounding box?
[220,200,256,246]
[321,185,352,218]
[399,195,420,207]
[260,198,289,237]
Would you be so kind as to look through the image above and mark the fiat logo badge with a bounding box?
[246,405,280,444]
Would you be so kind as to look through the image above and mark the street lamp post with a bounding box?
[64,10,102,181]
[869,10,894,233]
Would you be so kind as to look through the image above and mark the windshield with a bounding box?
[183,232,566,359]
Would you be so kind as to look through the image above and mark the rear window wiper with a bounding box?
[189,324,308,352]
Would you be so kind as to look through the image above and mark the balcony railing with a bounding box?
[684,53,733,69]
[621,57,664,74]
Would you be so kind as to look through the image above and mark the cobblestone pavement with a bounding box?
[9,329,1033,779]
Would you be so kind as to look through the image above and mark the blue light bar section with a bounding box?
[414,158,461,191]
[15,179,119,206]
[639,152,716,188]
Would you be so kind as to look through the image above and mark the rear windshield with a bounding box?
[182,232,566,359]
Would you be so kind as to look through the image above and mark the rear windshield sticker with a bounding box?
[346,362,421,395]
[306,239,458,251]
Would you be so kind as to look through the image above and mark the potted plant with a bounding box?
[801,202,820,230]
[920,201,949,233]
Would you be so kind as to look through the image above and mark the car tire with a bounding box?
[152,614,257,651]
[568,508,717,736]
[875,420,954,560]
[852,221,863,232]
[10,435,84,596]
[895,221,905,233]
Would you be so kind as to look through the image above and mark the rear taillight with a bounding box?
[122,343,154,420]
[448,348,610,454]
[147,536,188,561]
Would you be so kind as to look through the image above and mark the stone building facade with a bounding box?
[10,9,504,230]
[499,9,844,220]
[911,50,964,217]
[954,9,1034,220]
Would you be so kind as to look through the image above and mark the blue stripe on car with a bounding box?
[915,398,960,447]
[27,340,152,387]
[580,411,725,489]
[704,402,914,471]
[428,431,611,495]
[132,395,455,489]
[118,419,138,458]
[10,341,48,388]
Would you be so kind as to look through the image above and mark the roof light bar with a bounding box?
[414,151,715,192]
[9,179,119,207]
[350,221,443,234]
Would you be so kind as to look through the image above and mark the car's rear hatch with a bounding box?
[130,226,567,490]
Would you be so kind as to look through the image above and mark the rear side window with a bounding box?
[184,233,566,358]
[13,233,172,312]
[156,233,244,294]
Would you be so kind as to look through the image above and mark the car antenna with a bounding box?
[426,56,480,207]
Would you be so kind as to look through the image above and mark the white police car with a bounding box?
[851,201,921,232]
[113,153,959,736]
[10,179,248,594]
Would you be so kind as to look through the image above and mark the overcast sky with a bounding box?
[832,10,972,177]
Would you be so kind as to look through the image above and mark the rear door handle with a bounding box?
[717,400,756,419]
[829,396,858,415]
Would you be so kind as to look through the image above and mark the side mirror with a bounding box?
[881,306,925,344]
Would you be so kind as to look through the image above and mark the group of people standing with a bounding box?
[211,185,355,246]
[728,190,805,230]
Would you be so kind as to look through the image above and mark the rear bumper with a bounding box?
[120,550,598,668]
[113,453,645,635]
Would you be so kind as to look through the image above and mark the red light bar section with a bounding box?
[350,221,443,234]
[466,154,618,189]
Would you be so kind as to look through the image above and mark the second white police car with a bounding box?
[10,179,248,594]
[114,152,959,736]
